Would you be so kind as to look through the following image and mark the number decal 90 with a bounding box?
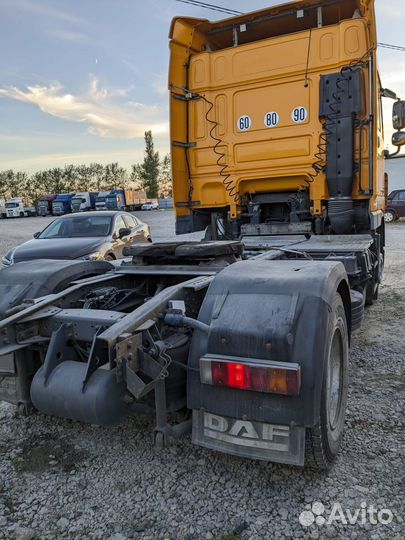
[264,112,280,128]
[291,106,308,124]
[237,115,252,132]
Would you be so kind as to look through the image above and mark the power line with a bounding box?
[378,42,405,51]
[174,1,405,51]
[174,0,241,16]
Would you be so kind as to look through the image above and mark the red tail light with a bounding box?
[211,361,227,386]
[200,357,301,396]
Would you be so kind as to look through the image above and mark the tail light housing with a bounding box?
[200,357,301,396]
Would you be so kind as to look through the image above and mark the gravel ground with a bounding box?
[0,212,404,540]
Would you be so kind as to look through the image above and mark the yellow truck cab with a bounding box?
[169,0,393,241]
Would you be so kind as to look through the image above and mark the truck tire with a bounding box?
[305,292,349,469]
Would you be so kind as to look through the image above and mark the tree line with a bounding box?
[0,131,172,202]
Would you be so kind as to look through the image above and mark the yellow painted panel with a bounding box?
[192,58,205,84]
[344,25,361,55]
[235,136,311,163]
[232,36,308,78]
[190,19,370,92]
[193,145,228,168]
[319,33,334,60]
[215,94,227,136]
[214,56,226,81]
[201,182,227,205]
[233,81,311,133]
[194,99,206,140]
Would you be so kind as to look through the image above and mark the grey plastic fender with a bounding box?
[187,259,350,428]
[0,259,113,319]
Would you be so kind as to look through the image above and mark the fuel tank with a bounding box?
[31,361,130,426]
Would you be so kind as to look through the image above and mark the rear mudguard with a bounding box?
[187,259,351,428]
[0,259,113,319]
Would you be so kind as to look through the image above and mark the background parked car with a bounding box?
[385,189,405,223]
[141,201,159,210]
[1,211,151,266]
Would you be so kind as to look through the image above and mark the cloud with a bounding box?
[0,78,168,139]
[376,0,405,25]
[0,133,28,142]
[0,0,83,25]
[152,74,168,97]
[48,29,88,42]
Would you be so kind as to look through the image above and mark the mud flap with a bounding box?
[192,410,305,465]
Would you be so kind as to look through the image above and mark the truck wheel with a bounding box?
[19,212,24,217]
[305,293,348,469]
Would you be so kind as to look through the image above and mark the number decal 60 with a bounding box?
[237,115,252,132]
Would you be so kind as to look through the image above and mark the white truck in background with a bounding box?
[71,192,98,212]
[5,197,37,218]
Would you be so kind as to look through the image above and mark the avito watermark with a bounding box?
[299,501,394,527]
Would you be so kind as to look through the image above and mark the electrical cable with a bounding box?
[304,27,313,88]
[198,93,240,204]
[174,0,241,15]
[298,47,374,196]
[378,43,405,51]
[171,84,239,204]
[175,0,405,54]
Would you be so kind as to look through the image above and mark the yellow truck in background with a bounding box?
[0,0,404,469]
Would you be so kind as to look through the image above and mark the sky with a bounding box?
[0,0,404,173]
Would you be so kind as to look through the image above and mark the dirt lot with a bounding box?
[0,212,404,540]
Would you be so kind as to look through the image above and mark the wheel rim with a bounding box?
[327,328,344,431]
[384,212,393,223]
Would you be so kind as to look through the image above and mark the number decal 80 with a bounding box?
[291,106,308,124]
[264,112,280,128]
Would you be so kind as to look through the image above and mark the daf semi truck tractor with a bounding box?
[0,0,404,469]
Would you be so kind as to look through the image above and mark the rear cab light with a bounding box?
[200,356,301,396]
